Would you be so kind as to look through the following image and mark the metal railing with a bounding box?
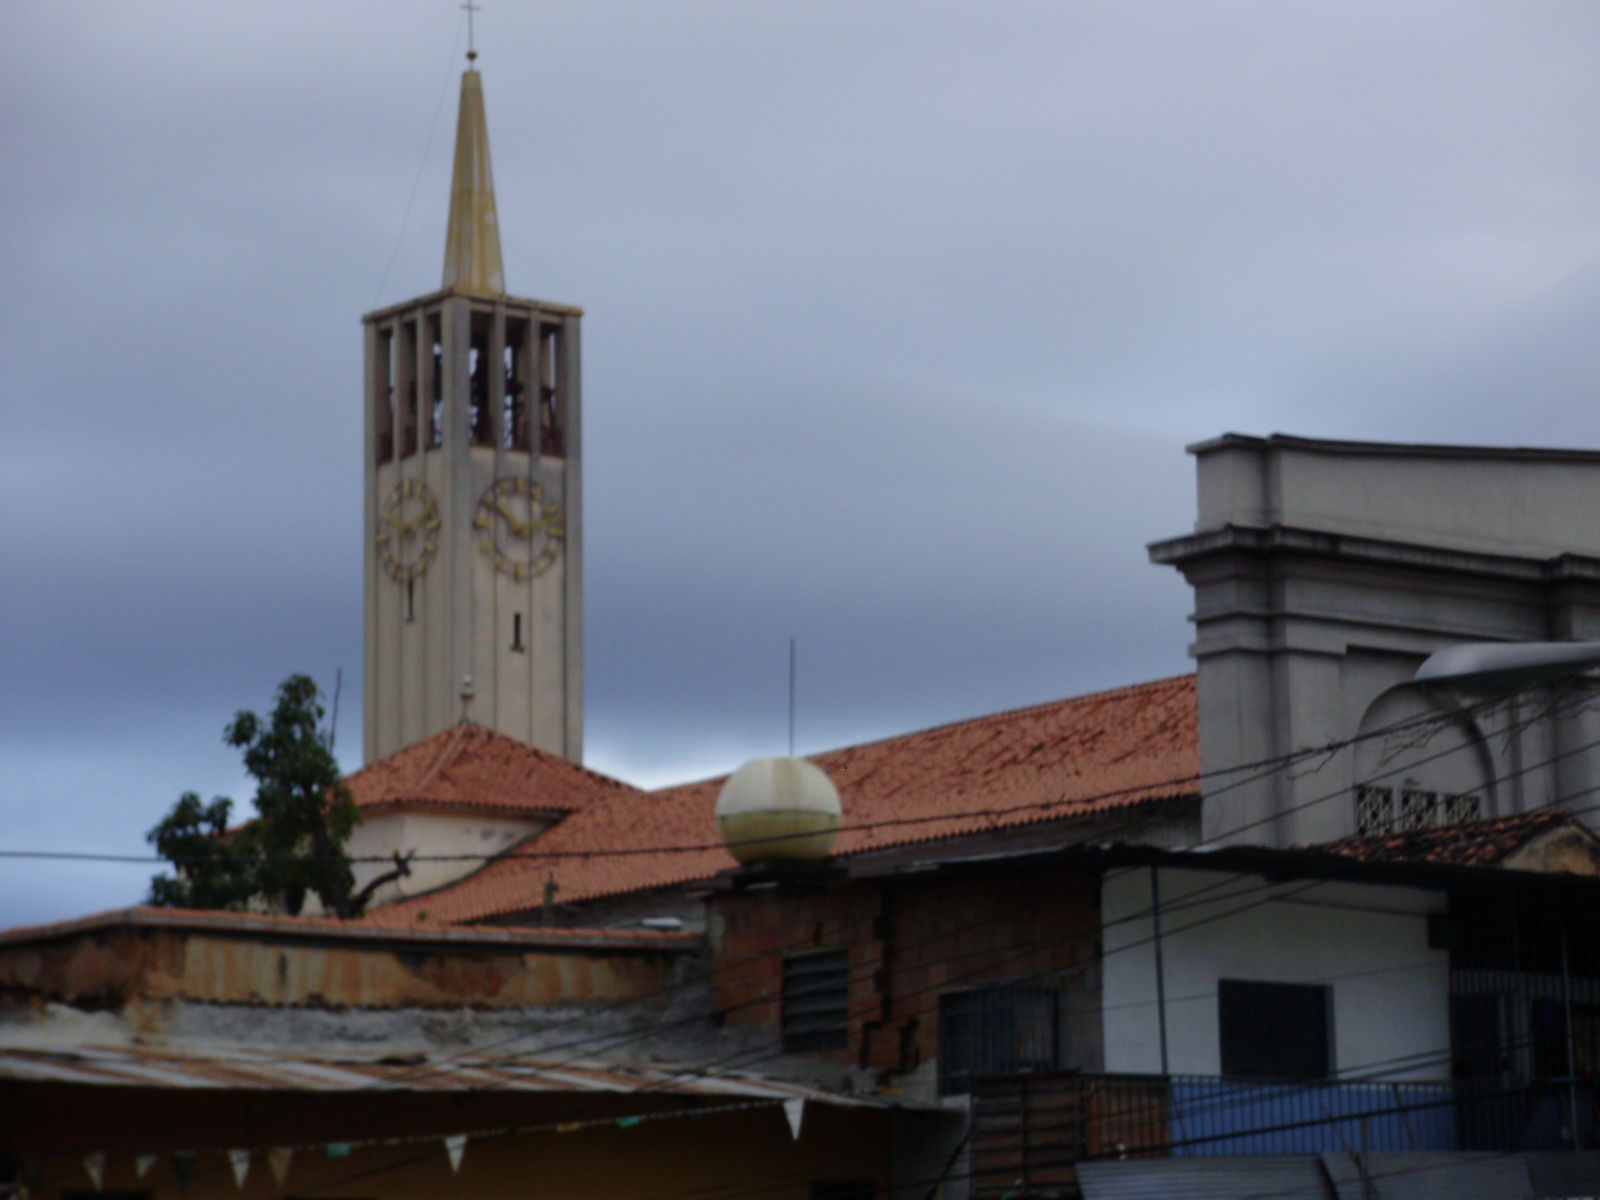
[972,1070,1598,1195]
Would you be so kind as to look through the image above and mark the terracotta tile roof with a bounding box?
[367,674,1199,928]
[345,722,638,818]
[1316,809,1573,869]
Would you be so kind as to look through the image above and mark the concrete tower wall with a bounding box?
[1152,434,1600,848]
[362,291,583,762]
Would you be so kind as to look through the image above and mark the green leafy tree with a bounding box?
[147,674,407,918]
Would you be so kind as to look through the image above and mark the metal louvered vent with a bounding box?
[782,950,849,1052]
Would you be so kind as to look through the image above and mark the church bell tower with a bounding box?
[363,54,582,763]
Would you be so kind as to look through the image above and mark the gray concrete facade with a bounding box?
[1151,433,1600,848]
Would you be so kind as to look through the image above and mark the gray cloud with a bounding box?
[5,0,1600,926]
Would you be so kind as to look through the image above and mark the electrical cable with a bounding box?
[27,684,1600,1192]
[1,669,1557,868]
[367,15,466,309]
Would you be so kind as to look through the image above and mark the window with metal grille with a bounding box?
[1219,979,1330,1079]
[1356,784,1394,834]
[1358,784,1482,835]
[1399,787,1438,830]
[938,984,1062,1094]
[1443,792,1481,823]
[782,950,849,1053]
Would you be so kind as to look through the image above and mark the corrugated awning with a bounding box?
[0,1041,923,1110]
[1076,1151,1600,1200]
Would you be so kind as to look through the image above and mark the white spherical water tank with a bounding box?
[715,757,842,864]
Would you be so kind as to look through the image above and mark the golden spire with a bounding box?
[441,48,505,296]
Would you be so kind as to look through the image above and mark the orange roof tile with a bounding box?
[345,722,639,818]
[1316,808,1579,869]
[367,675,1200,928]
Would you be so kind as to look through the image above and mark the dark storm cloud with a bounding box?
[6,1,1600,925]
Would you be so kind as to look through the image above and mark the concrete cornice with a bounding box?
[362,288,583,323]
[1187,432,1600,464]
[1148,523,1600,585]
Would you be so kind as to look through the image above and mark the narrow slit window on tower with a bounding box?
[503,323,529,451]
[406,578,416,623]
[511,612,524,652]
[375,328,395,464]
[539,323,563,457]
[399,319,419,458]
[469,330,493,447]
[428,318,444,449]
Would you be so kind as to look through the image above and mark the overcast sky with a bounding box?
[5,1,1600,928]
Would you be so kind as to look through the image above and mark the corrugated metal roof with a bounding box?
[1076,1156,1332,1200]
[0,1041,918,1109]
[1077,1152,1583,1200]
[1321,1152,1536,1200]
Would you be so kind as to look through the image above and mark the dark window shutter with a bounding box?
[1218,979,1330,1079]
[783,950,849,1052]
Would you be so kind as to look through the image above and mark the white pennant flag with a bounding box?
[267,1148,293,1185]
[82,1152,105,1192]
[227,1150,250,1189]
[134,1156,156,1180]
[444,1134,468,1174]
[783,1098,805,1141]
[171,1151,195,1196]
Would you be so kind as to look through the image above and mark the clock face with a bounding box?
[375,479,440,582]
[474,475,563,580]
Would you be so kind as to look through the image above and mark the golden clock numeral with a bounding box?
[379,481,439,582]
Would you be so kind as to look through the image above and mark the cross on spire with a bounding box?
[463,1,480,63]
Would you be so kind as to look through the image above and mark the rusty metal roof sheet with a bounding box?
[0,1041,917,1108]
[0,905,700,952]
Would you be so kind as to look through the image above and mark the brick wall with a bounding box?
[710,866,1102,1080]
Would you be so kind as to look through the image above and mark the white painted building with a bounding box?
[1102,866,1449,1081]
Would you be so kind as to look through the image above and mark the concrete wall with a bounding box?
[1151,434,1600,847]
[1192,436,1600,560]
[1101,866,1449,1081]
[0,924,692,1012]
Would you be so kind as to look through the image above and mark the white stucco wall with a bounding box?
[341,810,548,906]
[1101,866,1450,1082]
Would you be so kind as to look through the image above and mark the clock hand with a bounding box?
[491,500,536,538]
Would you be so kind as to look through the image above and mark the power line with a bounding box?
[27,685,1600,1191]
[4,678,1564,869]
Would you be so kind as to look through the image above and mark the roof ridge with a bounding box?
[414,722,472,793]
[653,672,1197,794]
